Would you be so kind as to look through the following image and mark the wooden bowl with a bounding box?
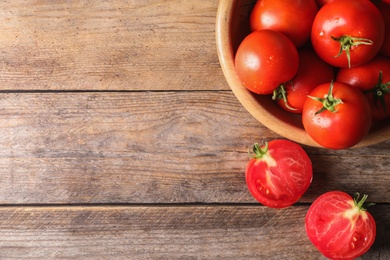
[215,0,390,148]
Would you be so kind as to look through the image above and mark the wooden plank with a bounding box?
[0,92,389,204]
[0,0,226,91]
[0,205,388,259]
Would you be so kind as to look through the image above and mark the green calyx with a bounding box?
[367,71,390,112]
[331,35,373,68]
[354,192,375,211]
[272,83,297,111]
[248,142,269,159]
[308,81,343,115]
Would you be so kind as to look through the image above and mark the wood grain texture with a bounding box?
[0,92,388,204]
[0,1,389,259]
[0,0,226,91]
[0,205,388,259]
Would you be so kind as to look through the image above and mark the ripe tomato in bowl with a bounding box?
[215,0,390,148]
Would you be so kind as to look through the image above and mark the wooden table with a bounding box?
[0,1,388,259]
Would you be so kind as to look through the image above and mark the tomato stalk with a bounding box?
[354,192,375,211]
[272,84,297,111]
[331,35,373,68]
[367,71,390,112]
[249,142,268,159]
[308,81,343,115]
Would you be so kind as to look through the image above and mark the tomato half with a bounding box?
[306,191,376,259]
[273,48,335,113]
[249,0,318,47]
[311,0,385,68]
[302,82,372,149]
[235,30,299,95]
[336,55,390,121]
[245,140,312,208]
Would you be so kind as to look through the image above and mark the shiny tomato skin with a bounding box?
[276,48,335,113]
[235,30,299,95]
[245,140,312,208]
[378,1,390,57]
[365,93,390,121]
[311,0,385,68]
[302,82,372,149]
[337,55,390,91]
[315,0,334,7]
[249,0,318,47]
[336,55,390,121]
[305,191,376,259]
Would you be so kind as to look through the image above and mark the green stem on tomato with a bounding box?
[272,83,297,111]
[308,81,343,115]
[249,142,268,159]
[331,35,373,68]
[366,71,390,112]
[354,192,375,211]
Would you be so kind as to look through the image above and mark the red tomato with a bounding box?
[377,1,390,57]
[315,0,334,7]
[336,55,390,121]
[273,48,335,113]
[249,0,318,47]
[302,82,372,149]
[235,30,299,95]
[311,0,385,68]
[306,191,376,259]
[245,140,312,208]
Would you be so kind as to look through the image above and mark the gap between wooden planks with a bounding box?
[0,92,389,204]
[0,204,388,259]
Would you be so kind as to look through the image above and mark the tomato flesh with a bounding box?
[245,140,312,208]
[306,191,376,259]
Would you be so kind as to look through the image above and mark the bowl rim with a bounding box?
[215,0,389,148]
